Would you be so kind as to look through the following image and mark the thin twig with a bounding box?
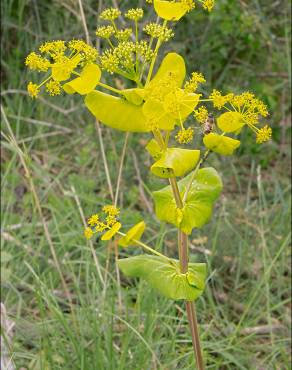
[69,185,105,286]
[95,120,115,202]
[78,0,90,44]
[114,132,129,207]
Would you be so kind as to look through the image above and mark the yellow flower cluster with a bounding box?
[96,25,115,39]
[115,28,132,41]
[143,23,174,42]
[181,0,196,12]
[125,8,144,21]
[202,0,215,12]
[100,41,153,74]
[209,89,233,109]
[25,39,98,99]
[27,82,40,98]
[84,205,120,240]
[99,7,121,21]
[46,80,61,96]
[256,125,272,144]
[194,106,209,123]
[25,52,50,72]
[184,72,206,93]
[175,127,194,144]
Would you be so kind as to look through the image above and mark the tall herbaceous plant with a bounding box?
[25,1,272,368]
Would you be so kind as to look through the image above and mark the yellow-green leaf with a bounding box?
[163,90,200,119]
[51,54,82,82]
[146,53,186,93]
[153,167,223,234]
[154,0,188,21]
[122,88,145,105]
[217,111,245,133]
[85,91,151,132]
[203,133,240,156]
[151,148,200,178]
[118,221,146,247]
[118,255,206,301]
[101,222,121,241]
[145,139,162,160]
[63,63,101,95]
[143,99,176,130]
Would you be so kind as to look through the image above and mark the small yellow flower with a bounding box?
[102,205,120,217]
[194,106,209,123]
[181,0,196,12]
[256,125,272,144]
[175,127,194,144]
[143,23,174,42]
[115,28,132,41]
[96,25,115,39]
[27,82,40,98]
[209,90,233,109]
[100,7,121,21]
[46,80,61,96]
[125,8,144,21]
[184,72,206,93]
[88,214,100,226]
[39,40,66,57]
[202,0,215,12]
[25,52,50,72]
[84,227,93,240]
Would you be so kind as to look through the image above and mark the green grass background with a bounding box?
[1,0,291,369]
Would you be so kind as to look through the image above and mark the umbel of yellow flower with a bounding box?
[84,205,121,240]
[209,90,272,144]
[25,39,99,99]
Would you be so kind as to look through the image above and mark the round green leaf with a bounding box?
[63,63,101,95]
[118,254,206,301]
[153,167,223,234]
[203,133,240,156]
[118,221,146,247]
[217,111,245,133]
[151,148,200,178]
[85,91,151,132]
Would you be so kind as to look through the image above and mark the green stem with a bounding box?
[97,82,123,95]
[151,128,205,369]
[146,20,167,84]
[182,150,210,203]
[117,231,171,261]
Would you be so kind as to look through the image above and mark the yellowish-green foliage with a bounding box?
[25,0,272,309]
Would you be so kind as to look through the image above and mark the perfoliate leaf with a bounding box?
[85,91,151,132]
[101,222,121,241]
[153,167,223,234]
[203,133,240,155]
[146,53,186,93]
[122,88,145,105]
[51,54,82,82]
[154,0,189,21]
[143,99,176,130]
[145,139,162,160]
[151,148,200,178]
[118,255,206,301]
[217,111,245,133]
[63,63,101,95]
[163,90,200,119]
[118,221,146,247]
